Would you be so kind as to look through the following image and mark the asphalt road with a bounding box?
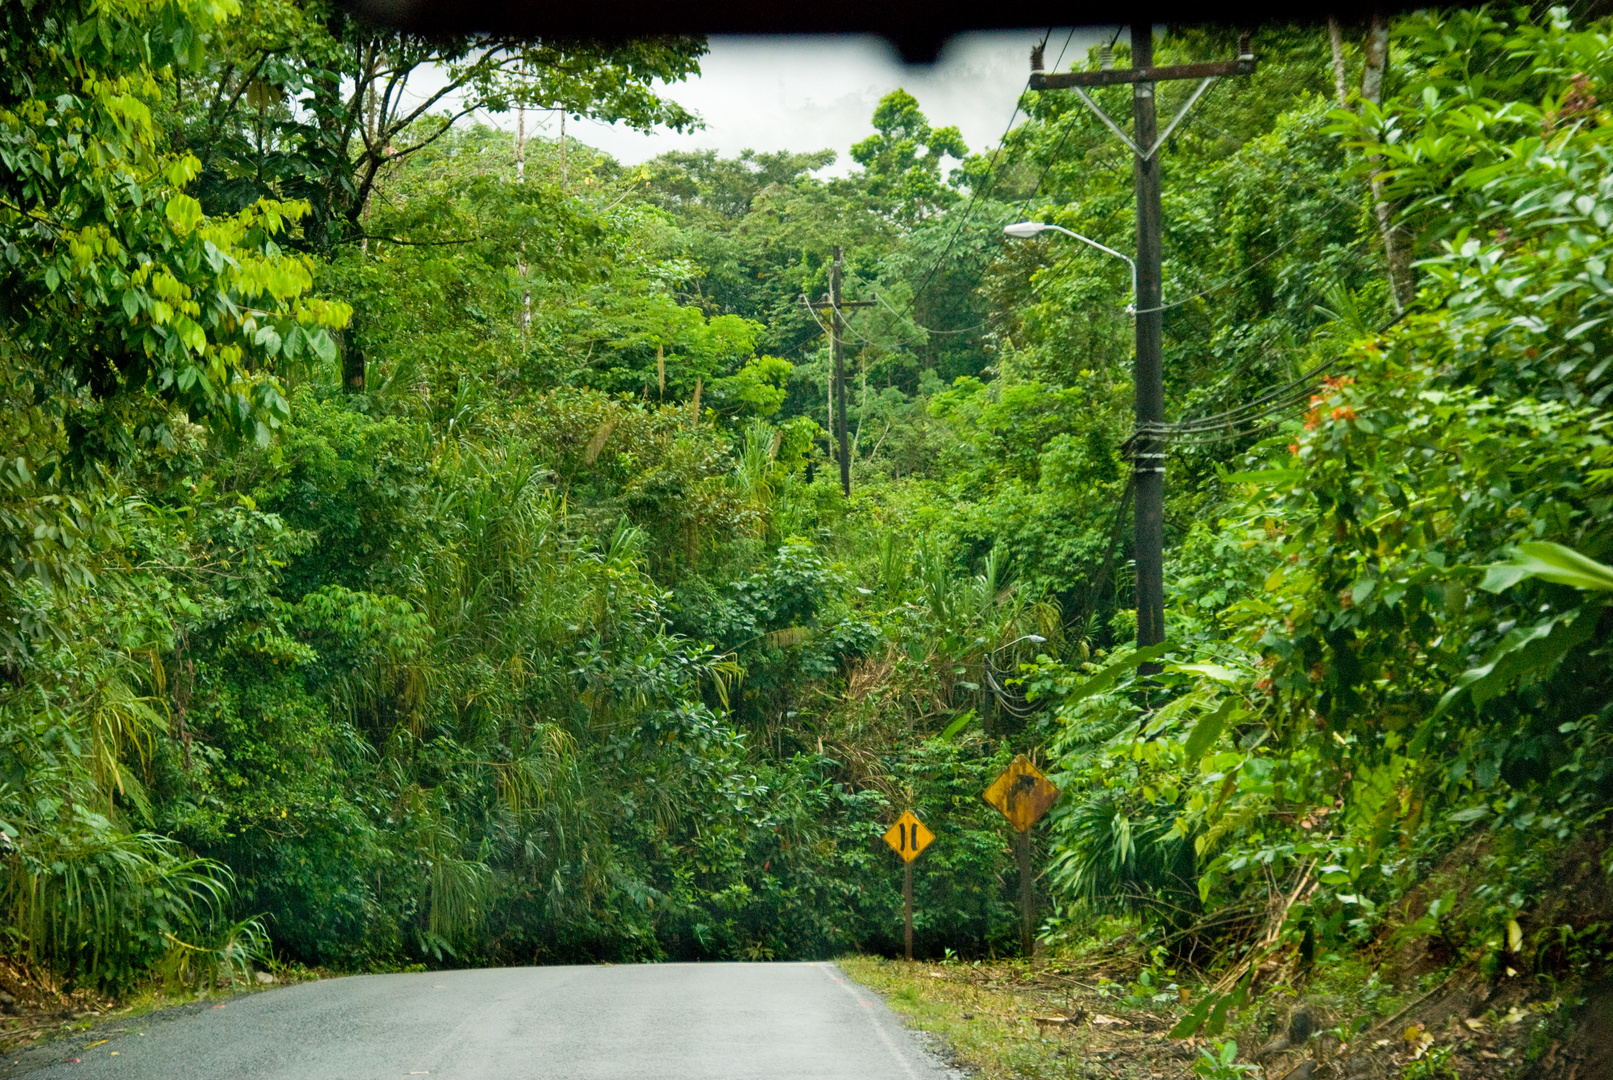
[12,963,959,1080]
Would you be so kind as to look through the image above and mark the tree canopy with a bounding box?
[1,11,1610,1066]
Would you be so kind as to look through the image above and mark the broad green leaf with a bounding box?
[165,193,204,232]
[1433,610,1597,718]
[254,325,283,357]
[1183,698,1234,762]
[1223,468,1304,484]
[1170,662,1242,685]
[1207,992,1234,1035]
[1168,993,1214,1039]
[1480,541,1613,593]
[1059,642,1171,705]
[175,317,206,352]
[310,328,337,364]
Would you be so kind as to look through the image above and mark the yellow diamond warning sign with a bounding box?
[882,810,934,863]
[983,754,1060,833]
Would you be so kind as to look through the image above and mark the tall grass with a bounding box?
[3,814,238,986]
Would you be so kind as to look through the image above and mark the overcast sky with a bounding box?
[474,30,1111,177]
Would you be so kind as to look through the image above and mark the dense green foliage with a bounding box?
[1,0,1610,1015]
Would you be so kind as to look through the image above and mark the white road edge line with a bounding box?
[823,963,922,1080]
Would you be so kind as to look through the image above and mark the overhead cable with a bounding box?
[892,29,1067,323]
[874,291,1004,336]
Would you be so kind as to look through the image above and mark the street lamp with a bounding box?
[1003,221,1138,312]
[982,633,1048,736]
[1005,218,1166,675]
[989,633,1047,656]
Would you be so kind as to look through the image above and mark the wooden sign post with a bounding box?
[882,810,934,961]
[983,755,1061,957]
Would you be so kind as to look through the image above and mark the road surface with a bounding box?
[9,962,959,1079]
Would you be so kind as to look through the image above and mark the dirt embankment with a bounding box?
[845,954,1609,1080]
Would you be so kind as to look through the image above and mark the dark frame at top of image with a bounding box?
[342,0,1433,65]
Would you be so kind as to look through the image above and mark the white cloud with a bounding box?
[472,30,1111,176]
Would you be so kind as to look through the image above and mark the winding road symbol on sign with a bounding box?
[882,810,934,863]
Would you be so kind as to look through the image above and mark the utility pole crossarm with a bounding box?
[801,298,877,310]
[1031,57,1255,90]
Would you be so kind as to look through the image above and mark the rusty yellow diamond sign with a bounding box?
[983,755,1060,833]
[882,810,935,863]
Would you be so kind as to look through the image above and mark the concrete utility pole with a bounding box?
[1030,27,1256,671]
[801,246,874,498]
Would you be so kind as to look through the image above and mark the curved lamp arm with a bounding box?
[1003,221,1138,313]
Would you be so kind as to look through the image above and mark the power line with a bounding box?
[1130,226,1300,313]
[1166,368,1339,434]
[1018,27,1086,204]
[1169,309,1408,432]
[894,114,1110,334]
[1050,26,1080,76]
[1140,308,1414,450]
[889,30,1137,334]
[1074,471,1135,640]
[912,63,1220,332]
[894,57,1042,322]
[873,291,1004,337]
[886,34,1350,360]
[803,283,889,350]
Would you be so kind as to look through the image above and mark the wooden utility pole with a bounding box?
[515,101,526,183]
[1031,28,1256,670]
[1361,14,1414,311]
[801,246,874,497]
[515,99,530,335]
[1130,25,1167,670]
[831,247,851,497]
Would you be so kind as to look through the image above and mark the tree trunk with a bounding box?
[1328,18,1350,108]
[1361,15,1388,106]
[1362,13,1416,312]
[341,327,364,393]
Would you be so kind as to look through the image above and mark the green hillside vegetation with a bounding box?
[1,1,1610,1072]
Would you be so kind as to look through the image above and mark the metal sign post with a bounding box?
[983,755,1061,957]
[882,810,935,961]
